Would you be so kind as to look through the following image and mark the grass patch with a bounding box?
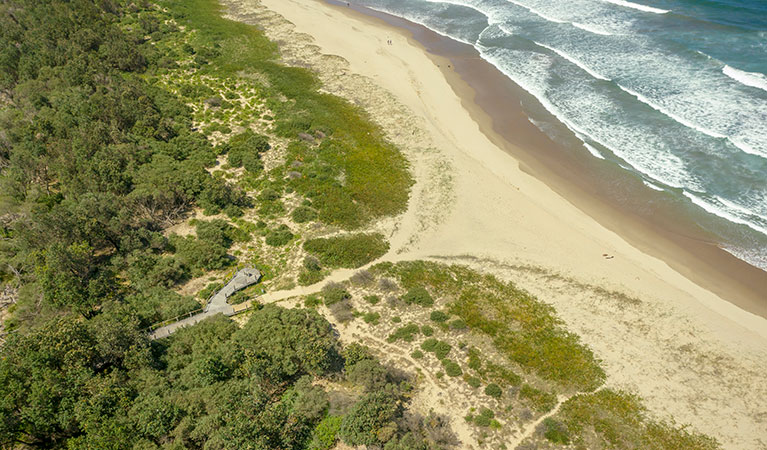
[321,283,351,306]
[160,0,412,230]
[441,359,463,377]
[362,312,380,325]
[554,389,719,449]
[421,338,451,360]
[519,384,557,413]
[430,310,448,323]
[484,383,502,399]
[466,376,482,388]
[401,286,434,307]
[371,261,605,391]
[304,233,389,269]
[387,323,420,343]
[265,225,294,247]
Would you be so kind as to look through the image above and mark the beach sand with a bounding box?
[223,1,767,448]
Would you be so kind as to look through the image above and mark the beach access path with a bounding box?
[149,268,261,339]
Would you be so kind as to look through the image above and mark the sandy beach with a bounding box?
[223,0,767,447]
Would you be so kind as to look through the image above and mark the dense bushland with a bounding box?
[0,0,416,447]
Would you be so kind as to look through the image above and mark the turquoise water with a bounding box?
[349,0,767,270]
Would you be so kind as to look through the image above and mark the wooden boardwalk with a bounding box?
[149,268,261,340]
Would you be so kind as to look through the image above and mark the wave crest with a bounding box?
[599,0,670,14]
[723,65,767,93]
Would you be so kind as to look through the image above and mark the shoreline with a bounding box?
[325,1,767,321]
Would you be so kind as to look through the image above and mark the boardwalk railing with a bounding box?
[144,307,204,333]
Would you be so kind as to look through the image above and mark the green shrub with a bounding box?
[309,416,343,450]
[298,270,325,286]
[265,225,294,246]
[466,376,481,388]
[292,206,318,223]
[421,339,451,360]
[321,283,351,306]
[420,325,434,337]
[198,281,224,300]
[421,338,438,352]
[430,311,448,322]
[224,204,243,218]
[387,323,420,343]
[346,359,389,392]
[171,235,230,271]
[401,286,434,307]
[196,219,235,248]
[485,362,522,386]
[343,343,374,369]
[303,233,389,269]
[479,407,494,420]
[228,290,249,305]
[391,316,401,324]
[363,312,380,325]
[467,348,482,371]
[449,319,467,330]
[541,418,570,445]
[411,350,424,359]
[304,256,322,272]
[339,392,400,446]
[473,415,491,427]
[434,341,452,360]
[520,384,557,412]
[556,389,720,449]
[304,295,322,308]
[364,295,380,305]
[484,383,502,398]
[442,359,463,377]
[373,261,606,391]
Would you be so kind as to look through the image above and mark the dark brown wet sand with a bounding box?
[327,0,767,318]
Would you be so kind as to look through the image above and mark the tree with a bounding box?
[339,392,401,446]
[35,241,116,314]
[234,305,341,380]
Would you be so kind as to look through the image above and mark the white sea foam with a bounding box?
[599,0,669,14]
[683,191,767,237]
[617,85,727,138]
[422,0,499,25]
[723,65,767,93]
[364,4,477,45]
[504,0,567,24]
[572,22,614,36]
[716,196,767,224]
[643,180,665,191]
[534,41,610,81]
[583,142,606,159]
[475,43,694,190]
[721,246,767,271]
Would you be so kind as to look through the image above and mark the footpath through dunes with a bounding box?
[223,0,767,448]
[149,265,367,339]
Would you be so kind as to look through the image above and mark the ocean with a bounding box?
[346,0,767,271]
